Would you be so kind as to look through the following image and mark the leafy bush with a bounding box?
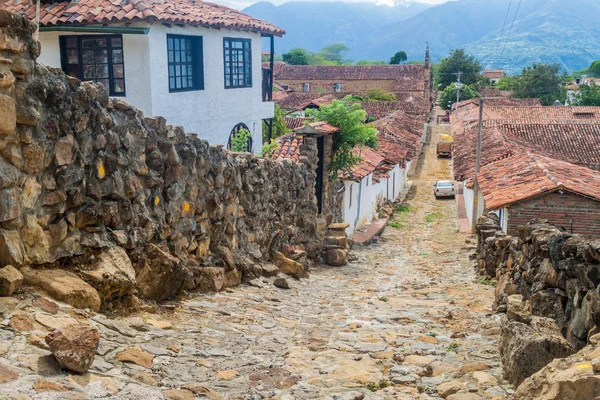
[365,88,397,102]
[307,96,378,179]
[230,128,252,152]
[261,139,279,157]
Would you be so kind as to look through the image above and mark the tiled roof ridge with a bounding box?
[528,151,564,189]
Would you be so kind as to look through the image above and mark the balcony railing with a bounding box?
[262,67,273,102]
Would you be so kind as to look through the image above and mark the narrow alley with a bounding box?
[0,110,510,400]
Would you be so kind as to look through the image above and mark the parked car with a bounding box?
[433,180,455,199]
[437,142,453,158]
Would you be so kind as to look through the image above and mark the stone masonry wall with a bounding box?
[476,213,600,350]
[0,12,322,301]
[277,79,426,97]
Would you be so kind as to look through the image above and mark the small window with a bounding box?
[224,38,252,89]
[167,34,204,92]
[303,83,310,93]
[282,84,289,91]
[59,34,125,96]
[334,83,341,93]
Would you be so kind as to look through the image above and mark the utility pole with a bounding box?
[455,71,463,119]
[471,98,484,233]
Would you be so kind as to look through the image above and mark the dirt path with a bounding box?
[0,109,512,400]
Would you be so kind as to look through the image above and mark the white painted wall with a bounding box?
[343,166,406,235]
[36,23,274,152]
[463,182,474,227]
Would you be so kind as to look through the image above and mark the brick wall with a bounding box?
[507,191,600,236]
[277,79,425,97]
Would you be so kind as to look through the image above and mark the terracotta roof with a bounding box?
[272,64,426,92]
[295,121,340,135]
[484,106,600,120]
[277,92,348,112]
[477,152,600,210]
[375,134,408,165]
[1,0,285,36]
[453,124,513,184]
[298,95,337,110]
[284,117,311,131]
[372,111,425,161]
[340,146,386,182]
[493,120,600,170]
[479,87,512,99]
[271,132,303,161]
[483,69,506,79]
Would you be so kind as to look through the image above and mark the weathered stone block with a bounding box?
[54,134,75,166]
[21,267,101,311]
[0,265,23,296]
[0,187,21,222]
[0,229,23,266]
[132,244,187,302]
[79,246,136,303]
[0,94,16,134]
[500,316,575,387]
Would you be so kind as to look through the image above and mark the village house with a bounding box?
[451,102,600,234]
[1,0,285,152]
[566,77,600,105]
[271,46,434,102]
[483,69,506,85]
[476,152,600,236]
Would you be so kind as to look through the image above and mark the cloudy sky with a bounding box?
[219,0,449,11]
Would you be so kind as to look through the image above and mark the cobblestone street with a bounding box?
[0,112,512,400]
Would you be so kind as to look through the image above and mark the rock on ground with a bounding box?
[500,315,575,387]
[45,323,99,373]
[0,265,23,296]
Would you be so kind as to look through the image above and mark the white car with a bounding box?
[433,180,455,199]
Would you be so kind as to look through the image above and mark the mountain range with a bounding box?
[243,0,600,74]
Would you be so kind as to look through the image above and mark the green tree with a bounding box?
[439,83,478,110]
[512,63,567,106]
[496,76,518,91]
[262,104,290,143]
[589,60,600,77]
[573,83,600,106]
[390,51,408,64]
[436,49,483,90]
[365,88,397,102]
[319,44,351,65]
[282,48,310,65]
[354,60,386,65]
[307,96,378,179]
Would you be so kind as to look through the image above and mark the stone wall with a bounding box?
[476,213,600,349]
[0,12,324,302]
[277,79,426,97]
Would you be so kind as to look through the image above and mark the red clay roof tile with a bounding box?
[477,151,600,210]
[1,0,285,36]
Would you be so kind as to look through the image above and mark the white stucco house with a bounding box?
[2,0,285,152]
[341,142,408,235]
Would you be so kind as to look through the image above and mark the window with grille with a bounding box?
[224,38,252,89]
[59,35,125,96]
[303,83,310,92]
[334,83,342,92]
[167,34,204,92]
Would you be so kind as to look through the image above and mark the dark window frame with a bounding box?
[59,34,126,97]
[223,38,252,89]
[167,34,204,93]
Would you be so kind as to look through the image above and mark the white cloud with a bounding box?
[222,0,449,11]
